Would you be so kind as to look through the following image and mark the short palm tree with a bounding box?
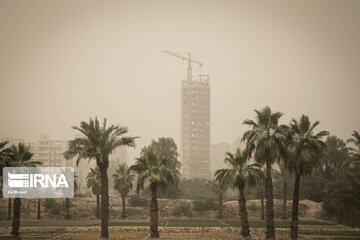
[65,174,78,219]
[64,117,136,239]
[207,179,228,219]
[273,162,291,219]
[86,167,101,218]
[286,115,328,240]
[8,143,42,236]
[113,163,134,219]
[347,130,360,167]
[215,148,263,238]
[130,149,179,238]
[242,106,286,239]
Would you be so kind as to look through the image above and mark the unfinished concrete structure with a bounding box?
[164,50,211,179]
[181,75,211,179]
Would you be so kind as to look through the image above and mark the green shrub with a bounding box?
[128,194,149,207]
[192,198,217,212]
[171,201,192,217]
[44,198,62,215]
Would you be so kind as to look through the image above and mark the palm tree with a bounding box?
[113,163,134,219]
[8,143,42,236]
[242,106,286,239]
[0,140,12,220]
[65,174,78,219]
[37,199,41,219]
[347,130,360,167]
[215,148,263,238]
[273,163,291,219]
[130,149,179,238]
[64,117,136,239]
[86,167,101,218]
[286,115,328,240]
[207,179,228,219]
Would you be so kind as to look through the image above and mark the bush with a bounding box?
[44,198,62,215]
[128,194,149,207]
[192,198,217,212]
[172,201,192,217]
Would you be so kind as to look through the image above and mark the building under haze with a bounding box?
[181,75,211,179]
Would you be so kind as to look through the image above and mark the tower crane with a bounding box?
[162,50,203,81]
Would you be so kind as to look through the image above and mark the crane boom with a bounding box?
[163,50,203,81]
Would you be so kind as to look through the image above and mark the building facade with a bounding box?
[180,75,211,179]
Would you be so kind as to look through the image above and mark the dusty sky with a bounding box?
[1,0,359,161]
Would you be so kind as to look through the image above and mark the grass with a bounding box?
[167,219,226,227]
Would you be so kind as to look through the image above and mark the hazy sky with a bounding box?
[1,0,359,162]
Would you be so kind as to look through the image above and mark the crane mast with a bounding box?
[162,50,203,81]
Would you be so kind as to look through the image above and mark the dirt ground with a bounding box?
[0,226,313,240]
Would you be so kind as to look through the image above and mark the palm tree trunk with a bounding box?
[8,198,12,220]
[121,196,126,219]
[290,174,300,240]
[96,194,100,219]
[282,179,287,219]
[37,199,41,219]
[261,195,265,220]
[99,165,109,239]
[65,198,70,219]
[265,161,275,239]
[11,198,21,236]
[218,193,223,219]
[238,182,250,238]
[150,182,159,238]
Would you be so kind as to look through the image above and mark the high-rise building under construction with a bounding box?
[180,75,211,179]
[163,50,211,179]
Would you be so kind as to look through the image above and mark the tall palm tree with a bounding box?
[0,140,12,220]
[215,148,263,238]
[86,167,101,218]
[242,106,286,239]
[287,115,328,240]
[347,130,360,167]
[64,117,136,239]
[8,143,42,236]
[207,179,228,219]
[113,163,134,219]
[130,149,179,238]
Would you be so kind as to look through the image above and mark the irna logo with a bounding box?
[8,172,69,188]
[3,167,74,198]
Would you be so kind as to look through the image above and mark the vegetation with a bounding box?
[207,179,228,218]
[192,197,218,212]
[286,115,328,240]
[86,167,101,218]
[130,149,180,238]
[44,198,63,215]
[128,194,149,207]
[171,201,192,217]
[215,148,263,238]
[242,106,286,239]
[7,143,42,236]
[64,117,137,239]
[113,163,134,219]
